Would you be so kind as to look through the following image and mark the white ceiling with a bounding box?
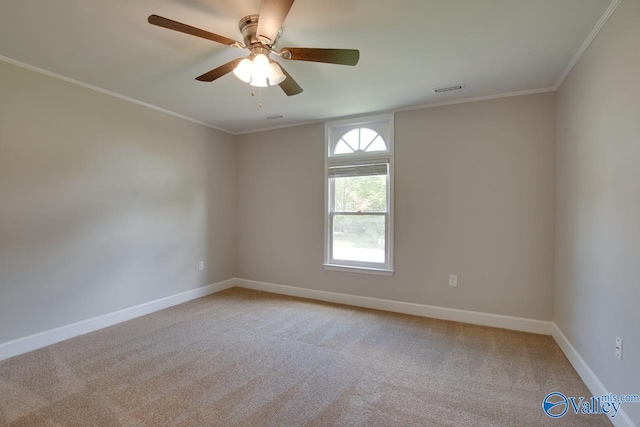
[0,0,614,134]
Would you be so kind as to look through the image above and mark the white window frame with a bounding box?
[324,114,394,275]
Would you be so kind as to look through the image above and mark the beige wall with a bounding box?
[555,0,640,423]
[0,61,236,343]
[236,92,556,320]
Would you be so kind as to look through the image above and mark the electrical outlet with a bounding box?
[449,275,458,287]
[199,261,204,271]
[615,336,623,360]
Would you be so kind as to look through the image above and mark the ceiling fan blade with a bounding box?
[148,15,239,47]
[196,58,243,82]
[256,0,295,44]
[282,48,360,66]
[278,66,303,96]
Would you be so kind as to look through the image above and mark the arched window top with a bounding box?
[326,114,393,159]
[333,128,387,155]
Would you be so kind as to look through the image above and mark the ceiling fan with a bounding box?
[148,0,360,96]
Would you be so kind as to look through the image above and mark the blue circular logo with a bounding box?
[543,392,569,418]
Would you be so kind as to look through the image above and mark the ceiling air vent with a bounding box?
[433,84,465,93]
[266,114,284,120]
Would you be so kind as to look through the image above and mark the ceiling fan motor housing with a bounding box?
[239,15,282,47]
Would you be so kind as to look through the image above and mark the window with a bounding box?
[324,114,394,275]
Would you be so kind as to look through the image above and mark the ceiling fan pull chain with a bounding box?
[249,87,263,108]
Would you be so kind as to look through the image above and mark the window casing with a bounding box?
[324,114,394,275]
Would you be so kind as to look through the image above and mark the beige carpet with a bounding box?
[0,288,611,426]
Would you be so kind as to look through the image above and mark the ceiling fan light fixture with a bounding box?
[233,58,253,83]
[250,53,270,87]
[252,53,270,73]
[268,62,286,85]
[233,52,285,88]
[251,75,269,87]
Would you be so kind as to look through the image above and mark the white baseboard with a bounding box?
[551,324,636,427]
[0,279,235,361]
[235,278,553,335]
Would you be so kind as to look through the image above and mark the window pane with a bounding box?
[365,135,386,152]
[341,129,360,151]
[333,215,385,263]
[359,128,378,150]
[334,174,387,212]
[334,140,354,154]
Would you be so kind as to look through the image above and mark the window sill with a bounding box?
[323,264,394,276]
